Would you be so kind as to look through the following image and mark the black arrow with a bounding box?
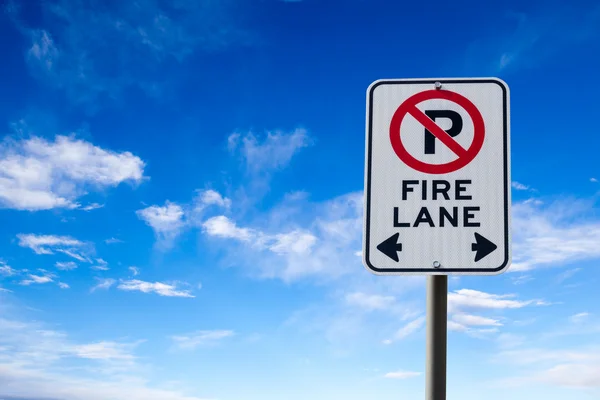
[472,233,497,262]
[377,233,403,262]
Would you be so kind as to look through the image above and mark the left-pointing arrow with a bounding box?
[377,233,403,262]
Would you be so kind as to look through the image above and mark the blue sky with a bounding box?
[1,0,600,399]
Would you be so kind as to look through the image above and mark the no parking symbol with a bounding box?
[389,89,485,174]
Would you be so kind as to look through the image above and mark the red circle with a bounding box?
[389,89,485,174]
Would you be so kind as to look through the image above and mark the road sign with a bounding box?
[363,78,511,275]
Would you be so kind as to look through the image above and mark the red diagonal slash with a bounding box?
[407,106,468,158]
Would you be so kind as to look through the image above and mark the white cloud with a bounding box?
[91,265,110,271]
[570,312,590,323]
[136,201,185,245]
[81,202,104,211]
[58,282,70,289]
[128,266,140,276]
[202,191,363,282]
[383,316,425,344]
[448,289,537,312]
[90,278,116,292]
[27,30,59,72]
[117,280,194,298]
[0,134,145,210]
[17,233,84,255]
[537,363,600,388]
[202,216,252,241]
[71,341,137,361]
[511,274,534,285]
[228,128,311,175]
[14,0,252,108]
[17,233,93,262]
[345,292,395,311]
[511,181,530,190]
[170,330,234,350]
[141,189,232,243]
[267,230,317,255]
[496,333,525,349]
[448,320,468,332]
[104,237,124,244]
[496,347,600,366]
[470,5,600,73]
[0,310,207,400]
[384,370,421,379]
[194,189,231,210]
[511,199,600,271]
[55,261,77,271]
[20,273,54,286]
[556,267,581,283]
[591,177,599,183]
[452,313,502,327]
[448,322,499,337]
[57,248,89,262]
[496,346,600,389]
[0,261,17,276]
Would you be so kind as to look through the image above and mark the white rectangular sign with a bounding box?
[363,78,511,275]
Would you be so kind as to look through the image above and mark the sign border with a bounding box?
[363,78,511,275]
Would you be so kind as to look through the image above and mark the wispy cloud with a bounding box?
[10,0,255,110]
[511,181,531,191]
[556,267,582,283]
[383,316,425,344]
[0,134,145,211]
[55,261,77,271]
[452,313,503,327]
[128,266,140,276]
[228,128,312,175]
[104,237,124,244]
[20,272,55,286]
[495,346,600,389]
[202,191,362,282]
[136,201,186,247]
[81,202,104,211]
[0,261,17,276]
[0,310,202,400]
[227,128,313,205]
[591,177,599,183]
[90,278,116,292]
[193,189,231,210]
[58,282,70,289]
[117,280,194,298]
[510,274,534,285]
[139,189,232,248]
[344,292,396,311]
[569,312,590,323]
[448,289,543,313]
[17,233,93,262]
[449,314,502,337]
[468,5,600,73]
[384,370,421,379]
[511,198,600,271]
[170,330,234,350]
[202,215,253,241]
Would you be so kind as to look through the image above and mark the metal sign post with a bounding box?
[425,275,447,400]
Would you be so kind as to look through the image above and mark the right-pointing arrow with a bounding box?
[377,233,403,262]
[472,233,497,262]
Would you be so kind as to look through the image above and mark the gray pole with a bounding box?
[425,275,448,400]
